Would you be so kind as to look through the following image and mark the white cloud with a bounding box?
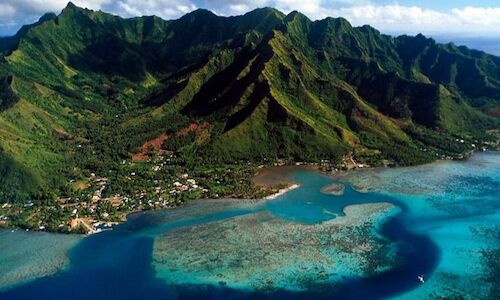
[73,0,113,9]
[330,5,445,26]
[115,0,196,19]
[229,4,252,14]
[451,6,500,26]
[323,4,500,35]
[274,0,323,15]
[0,4,16,18]
[204,0,268,15]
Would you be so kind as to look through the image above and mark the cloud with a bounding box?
[204,0,268,15]
[325,4,500,35]
[451,7,500,26]
[274,0,323,15]
[115,0,196,19]
[329,5,445,27]
[0,4,16,18]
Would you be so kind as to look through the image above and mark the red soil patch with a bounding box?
[132,133,170,160]
[131,122,211,160]
[176,122,210,136]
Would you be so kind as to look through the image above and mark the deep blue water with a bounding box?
[1,153,498,299]
[432,35,500,56]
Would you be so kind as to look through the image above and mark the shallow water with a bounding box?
[0,152,498,299]
[0,230,81,289]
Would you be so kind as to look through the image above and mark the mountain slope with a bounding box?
[0,3,498,201]
[0,13,57,53]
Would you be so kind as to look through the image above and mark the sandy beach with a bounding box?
[264,183,300,199]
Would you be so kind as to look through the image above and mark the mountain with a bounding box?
[0,2,498,201]
[0,12,57,53]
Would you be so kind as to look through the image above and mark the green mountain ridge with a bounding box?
[0,12,57,53]
[0,2,498,201]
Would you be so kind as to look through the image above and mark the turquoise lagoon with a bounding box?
[0,152,498,299]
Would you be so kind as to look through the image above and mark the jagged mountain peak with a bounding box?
[179,8,218,20]
[322,16,352,28]
[61,1,89,14]
[284,10,310,21]
[244,7,284,17]
[39,12,58,23]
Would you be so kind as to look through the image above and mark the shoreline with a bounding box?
[331,150,500,178]
[263,183,300,200]
[81,183,301,235]
[3,151,497,235]
[315,150,500,182]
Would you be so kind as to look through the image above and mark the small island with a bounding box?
[320,183,346,196]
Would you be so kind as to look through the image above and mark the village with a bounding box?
[0,152,276,234]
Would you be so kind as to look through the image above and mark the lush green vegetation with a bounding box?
[0,76,19,110]
[0,3,498,232]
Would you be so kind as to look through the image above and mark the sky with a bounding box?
[1,1,499,48]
